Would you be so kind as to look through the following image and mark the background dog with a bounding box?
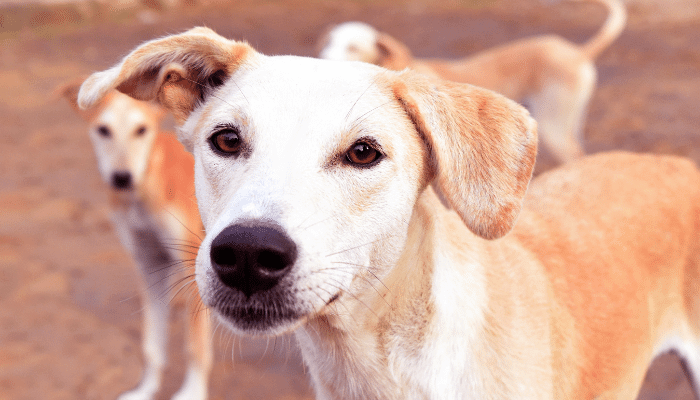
[62,84,212,400]
[319,0,626,166]
[77,27,700,400]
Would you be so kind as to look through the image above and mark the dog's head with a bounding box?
[62,82,165,191]
[318,21,414,71]
[78,27,536,335]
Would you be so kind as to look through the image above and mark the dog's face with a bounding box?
[63,85,163,191]
[181,57,431,334]
[318,22,381,64]
[78,27,537,336]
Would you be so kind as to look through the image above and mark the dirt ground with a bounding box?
[1,0,700,399]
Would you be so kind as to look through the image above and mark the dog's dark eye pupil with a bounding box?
[212,129,241,154]
[135,125,147,136]
[97,125,111,137]
[347,142,380,165]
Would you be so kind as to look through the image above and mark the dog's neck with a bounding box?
[295,188,501,399]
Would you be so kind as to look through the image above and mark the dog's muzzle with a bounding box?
[209,222,297,298]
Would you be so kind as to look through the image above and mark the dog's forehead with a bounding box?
[213,56,396,131]
[98,93,151,130]
[244,56,386,102]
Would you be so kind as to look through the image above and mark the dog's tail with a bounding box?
[576,0,627,59]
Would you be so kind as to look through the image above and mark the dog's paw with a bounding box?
[170,367,208,400]
[117,381,159,400]
[117,389,156,400]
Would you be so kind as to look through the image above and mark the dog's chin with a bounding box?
[213,306,304,336]
[207,291,305,336]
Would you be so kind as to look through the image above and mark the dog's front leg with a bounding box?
[171,291,212,400]
[119,260,170,400]
[115,227,172,400]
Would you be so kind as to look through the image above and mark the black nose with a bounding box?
[210,223,297,297]
[111,171,133,190]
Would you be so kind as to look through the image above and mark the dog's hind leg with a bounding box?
[681,252,700,400]
[529,63,596,165]
[658,336,700,400]
[679,353,700,399]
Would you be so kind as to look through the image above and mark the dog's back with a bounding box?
[511,152,700,397]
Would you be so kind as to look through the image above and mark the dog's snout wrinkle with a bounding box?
[210,223,297,298]
[111,171,133,190]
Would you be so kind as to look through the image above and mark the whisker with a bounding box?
[299,214,338,231]
[321,275,379,319]
[325,235,396,257]
[330,261,390,293]
[158,239,201,249]
[147,258,196,276]
[348,100,395,130]
[163,274,197,301]
[316,265,390,308]
[344,75,381,122]
[162,207,203,242]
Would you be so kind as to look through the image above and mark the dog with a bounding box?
[77,27,700,399]
[318,0,626,166]
[62,84,212,400]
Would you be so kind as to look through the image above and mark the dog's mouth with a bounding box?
[206,282,344,334]
[206,285,304,334]
[214,303,300,333]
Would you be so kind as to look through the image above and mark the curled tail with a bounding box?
[577,0,627,59]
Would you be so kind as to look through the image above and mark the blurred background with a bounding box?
[1,0,699,399]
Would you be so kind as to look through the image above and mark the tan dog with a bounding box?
[77,27,700,400]
[62,85,212,400]
[319,0,626,166]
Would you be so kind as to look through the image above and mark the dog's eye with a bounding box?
[210,128,241,155]
[97,125,111,138]
[346,141,381,166]
[135,125,147,137]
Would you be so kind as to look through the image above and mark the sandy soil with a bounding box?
[1,0,699,399]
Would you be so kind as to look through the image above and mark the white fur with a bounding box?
[319,22,381,63]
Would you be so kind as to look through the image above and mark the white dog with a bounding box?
[79,28,700,400]
[319,0,626,166]
[62,84,212,400]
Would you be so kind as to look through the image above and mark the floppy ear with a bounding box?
[375,32,413,70]
[392,72,537,240]
[78,27,254,124]
[58,78,108,121]
[60,80,82,111]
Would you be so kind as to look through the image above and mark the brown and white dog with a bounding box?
[318,0,626,166]
[62,85,212,400]
[78,28,700,400]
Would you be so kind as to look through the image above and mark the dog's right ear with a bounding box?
[78,27,254,124]
[376,32,413,70]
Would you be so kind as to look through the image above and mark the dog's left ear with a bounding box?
[78,27,254,125]
[392,72,538,240]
